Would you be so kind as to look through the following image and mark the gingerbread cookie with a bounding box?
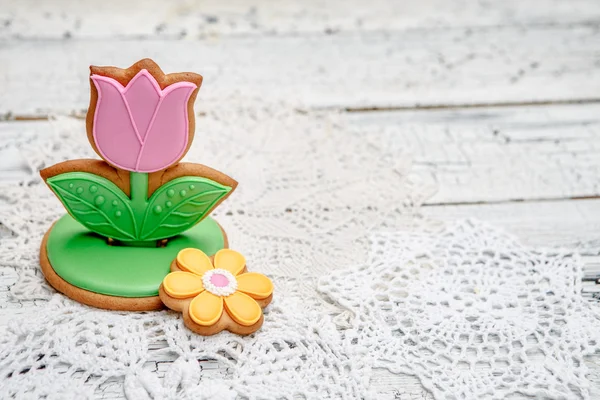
[159,248,274,335]
[40,59,237,310]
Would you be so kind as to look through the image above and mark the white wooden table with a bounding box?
[1,1,600,398]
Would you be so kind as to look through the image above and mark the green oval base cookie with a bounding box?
[45,214,227,298]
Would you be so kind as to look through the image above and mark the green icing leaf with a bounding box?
[140,176,231,241]
[46,172,137,241]
[47,173,232,242]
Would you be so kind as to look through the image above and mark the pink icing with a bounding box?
[210,273,230,287]
[91,70,197,173]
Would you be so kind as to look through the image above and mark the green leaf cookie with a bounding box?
[46,172,137,241]
[140,177,231,241]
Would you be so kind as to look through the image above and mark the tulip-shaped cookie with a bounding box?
[41,59,236,243]
[39,59,237,311]
[91,70,197,172]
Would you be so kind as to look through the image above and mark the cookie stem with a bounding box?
[130,171,149,240]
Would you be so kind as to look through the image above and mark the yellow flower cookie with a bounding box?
[159,248,274,335]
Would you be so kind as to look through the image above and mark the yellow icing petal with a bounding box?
[189,291,223,326]
[176,248,214,275]
[214,249,246,276]
[224,291,262,326]
[236,272,274,300]
[163,271,204,299]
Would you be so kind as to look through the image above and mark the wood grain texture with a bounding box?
[2,102,600,204]
[2,24,600,117]
[1,1,600,397]
[350,103,600,204]
[1,0,599,40]
[423,199,600,255]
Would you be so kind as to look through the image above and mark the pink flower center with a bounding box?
[210,273,230,287]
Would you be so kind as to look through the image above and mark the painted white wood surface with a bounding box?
[424,199,600,254]
[2,0,600,39]
[1,1,600,399]
[3,102,600,204]
[350,103,600,204]
[2,24,600,117]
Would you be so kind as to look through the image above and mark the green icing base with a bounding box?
[46,214,227,297]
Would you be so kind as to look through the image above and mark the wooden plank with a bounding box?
[349,103,600,204]
[3,1,600,395]
[2,24,600,117]
[423,198,600,255]
[2,102,600,204]
[2,0,600,40]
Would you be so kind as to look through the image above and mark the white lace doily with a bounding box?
[1,100,599,399]
[319,220,600,399]
[0,100,425,399]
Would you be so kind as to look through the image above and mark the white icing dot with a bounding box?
[202,269,238,297]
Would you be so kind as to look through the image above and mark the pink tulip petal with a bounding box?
[136,83,196,173]
[124,72,161,142]
[91,76,141,171]
[91,70,197,173]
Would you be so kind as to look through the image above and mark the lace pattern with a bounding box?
[0,101,421,399]
[318,220,600,399]
[1,101,599,399]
